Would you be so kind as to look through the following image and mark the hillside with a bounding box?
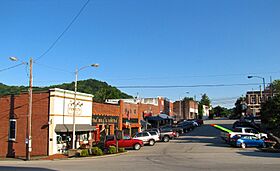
[0,79,132,102]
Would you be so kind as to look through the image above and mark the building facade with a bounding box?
[0,88,95,157]
[173,99,198,121]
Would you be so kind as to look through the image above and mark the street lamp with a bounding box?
[72,63,99,149]
[248,75,266,102]
[10,57,32,161]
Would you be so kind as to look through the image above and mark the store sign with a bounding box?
[92,115,119,126]
[67,100,83,115]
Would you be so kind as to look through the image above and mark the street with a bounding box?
[1,119,280,171]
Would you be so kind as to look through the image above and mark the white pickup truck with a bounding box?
[221,127,268,143]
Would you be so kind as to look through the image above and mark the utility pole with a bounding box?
[72,67,78,149]
[26,58,33,161]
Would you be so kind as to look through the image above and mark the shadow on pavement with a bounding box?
[0,166,57,171]
[237,151,280,158]
[174,124,233,147]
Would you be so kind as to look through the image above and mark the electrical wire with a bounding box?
[34,62,73,74]
[116,83,261,89]
[0,63,26,73]
[34,0,91,62]
[104,71,280,81]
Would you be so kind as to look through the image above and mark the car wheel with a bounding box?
[261,143,267,148]
[163,136,170,142]
[149,139,155,146]
[240,143,246,149]
[134,143,141,150]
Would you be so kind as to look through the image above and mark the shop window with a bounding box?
[9,119,16,141]
[79,133,89,141]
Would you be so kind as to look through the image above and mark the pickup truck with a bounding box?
[105,135,144,150]
[221,127,268,143]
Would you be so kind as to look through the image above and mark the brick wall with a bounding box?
[92,102,120,116]
[0,92,49,157]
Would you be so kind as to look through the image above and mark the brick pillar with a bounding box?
[137,102,141,132]
[119,100,123,131]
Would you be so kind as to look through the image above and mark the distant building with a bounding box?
[106,97,173,117]
[245,89,272,116]
[202,105,211,119]
[173,99,198,121]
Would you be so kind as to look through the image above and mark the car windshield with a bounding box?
[123,135,131,140]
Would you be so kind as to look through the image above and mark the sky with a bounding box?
[1,0,280,108]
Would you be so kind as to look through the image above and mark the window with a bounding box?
[250,95,256,104]
[149,131,157,136]
[123,135,131,140]
[9,119,16,141]
[143,132,149,137]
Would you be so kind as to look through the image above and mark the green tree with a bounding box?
[232,97,246,119]
[212,105,231,117]
[198,94,211,119]
[260,94,280,129]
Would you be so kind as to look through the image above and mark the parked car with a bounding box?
[188,119,204,126]
[159,127,177,142]
[160,125,183,137]
[105,135,144,150]
[235,135,267,148]
[133,132,157,146]
[221,127,268,143]
[177,121,195,133]
[146,127,176,142]
[146,131,160,142]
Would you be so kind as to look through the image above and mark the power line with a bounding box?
[0,63,26,73]
[34,62,72,74]
[104,71,280,81]
[35,0,91,62]
[116,83,261,89]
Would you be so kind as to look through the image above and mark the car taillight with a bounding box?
[172,132,176,136]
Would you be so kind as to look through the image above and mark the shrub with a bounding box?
[118,148,126,153]
[80,149,89,157]
[91,147,103,156]
[96,148,103,156]
[108,146,117,154]
[91,147,99,155]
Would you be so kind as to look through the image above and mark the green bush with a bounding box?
[91,147,103,156]
[108,146,117,154]
[91,147,99,155]
[96,148,103,156]
[80,149,89,157]
[118,148,126,153]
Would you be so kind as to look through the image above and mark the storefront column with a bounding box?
[119,100,123,131]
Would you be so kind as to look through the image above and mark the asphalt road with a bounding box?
[1,119,280,171]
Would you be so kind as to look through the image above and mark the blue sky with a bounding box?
[1,0,280,107]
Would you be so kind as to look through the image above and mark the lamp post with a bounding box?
[72,63,99,149]
[10,57,32,161]
[248,75,266,102]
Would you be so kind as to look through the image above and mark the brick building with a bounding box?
[0,92,50,157]
[173,99,198,121]
[0,88,95,157]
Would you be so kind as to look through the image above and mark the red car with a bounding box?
[105,135,144,150]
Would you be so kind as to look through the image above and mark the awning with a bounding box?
[55,124,96,132]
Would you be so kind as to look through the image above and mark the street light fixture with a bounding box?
[72,63,99,149]
[10,57,32,161]
[248,75,266,102]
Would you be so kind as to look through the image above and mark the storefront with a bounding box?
[92,115,119,142]
[48,88,95,155]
